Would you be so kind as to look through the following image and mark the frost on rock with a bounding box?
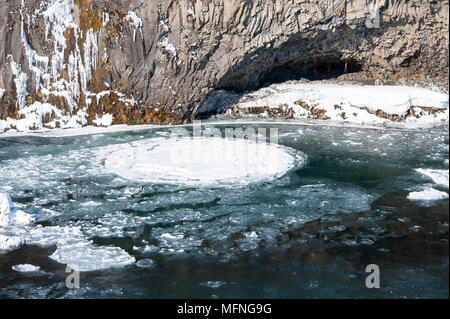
[8,56,29,111]
[160,37,180,64]
[0,217,135,271]
[187,7,196,20]
[160,20,170,32]
[136,259,156,269]
[0,194,29,252]
[1,102,89,132]
[125,11,143,42]
[365,0,384,28]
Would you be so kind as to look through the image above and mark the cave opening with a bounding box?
[258,57,363,89]
[217,57,364,93]
[196,57,363,119]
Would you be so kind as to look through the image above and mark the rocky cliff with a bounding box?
[0,0,448,131]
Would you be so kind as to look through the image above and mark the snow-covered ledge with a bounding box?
[207,84,449,127]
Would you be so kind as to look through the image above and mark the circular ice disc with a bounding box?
[105,137,306,186]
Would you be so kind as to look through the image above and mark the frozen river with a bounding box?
[0,121,448,298]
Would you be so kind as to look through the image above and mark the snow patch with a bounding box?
[0,102,89,132]
[224,83,449,126]
[92,114,114,127]
[187,7,196,19]
[160,37,180,64]
[160,20,170,32]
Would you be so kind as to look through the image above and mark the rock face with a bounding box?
[0,0,448,130]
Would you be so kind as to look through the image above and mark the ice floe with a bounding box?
[21,225,134,271]
[0,192,135,271]
[12,264,41,273]
[135,259,156,269]
[49,240,135,272]
[105,137,306,186]
[407,187,449,201]
[415,168,449,188]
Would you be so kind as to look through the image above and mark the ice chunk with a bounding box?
[415,169,449,188]
[12,264,41,273]
[0,193,35,227]
[200,281,226,289]
[0,193,14,227]
[135,259,155,269]
[0,234,25,252]
[244,231,259,239]
[49,240,135,272]
[407,187,449,201]
[160,233,184,240]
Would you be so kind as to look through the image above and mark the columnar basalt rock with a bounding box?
[0,0,448,131]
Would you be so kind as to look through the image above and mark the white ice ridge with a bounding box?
[407,187,449,201]
[0,193,35,227]
[229,83,449,125]
[105,137,306,186]
[415,168,449,188]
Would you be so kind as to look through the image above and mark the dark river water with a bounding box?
[0,121,448,298]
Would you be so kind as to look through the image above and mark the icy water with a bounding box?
[0,121,448,299]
